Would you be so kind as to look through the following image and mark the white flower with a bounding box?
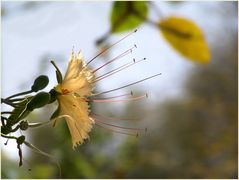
[50,35,161,149]
[53,51,95,149]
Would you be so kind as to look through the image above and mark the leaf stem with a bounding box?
[10,98,26,102]
[1,111,13,115]
[1,98,17,107]
[6,90,33,100]
[11,125,20,133]
[24,141,62,178]
[17,144,23,166]
[1,133,18,140]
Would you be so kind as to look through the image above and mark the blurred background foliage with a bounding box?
[1,1,238,179]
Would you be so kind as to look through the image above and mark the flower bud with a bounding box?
[20,121,28,130]
[17,135,25,145]
[31,75,49,92]
[26,92,50,111]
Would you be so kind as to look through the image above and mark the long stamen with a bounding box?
[92,45,136,73]
[91,112,135,121]
[90,94,147,103]
[86,29,137,66]
[95,123,139,137]
[94,58,146,83]
[92,117,144,131]
[91,73,162,97]
[90,91,133,100]
[95,60,134,80]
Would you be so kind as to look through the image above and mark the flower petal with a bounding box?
[57,94,94,148]
[60,51,95,95]
[64,58,83,81]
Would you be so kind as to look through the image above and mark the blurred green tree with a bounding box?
[107,28,238,179]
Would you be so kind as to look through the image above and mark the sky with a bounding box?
[1,2,195,104]
[1,1,237,160]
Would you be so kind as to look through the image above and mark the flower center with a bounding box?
[62,88,70,95]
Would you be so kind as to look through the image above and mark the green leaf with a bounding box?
[1,126,12,135]
[110,1,148,33]
[158,16,211,63]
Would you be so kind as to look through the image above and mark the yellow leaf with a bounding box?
[158,16,211,63]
